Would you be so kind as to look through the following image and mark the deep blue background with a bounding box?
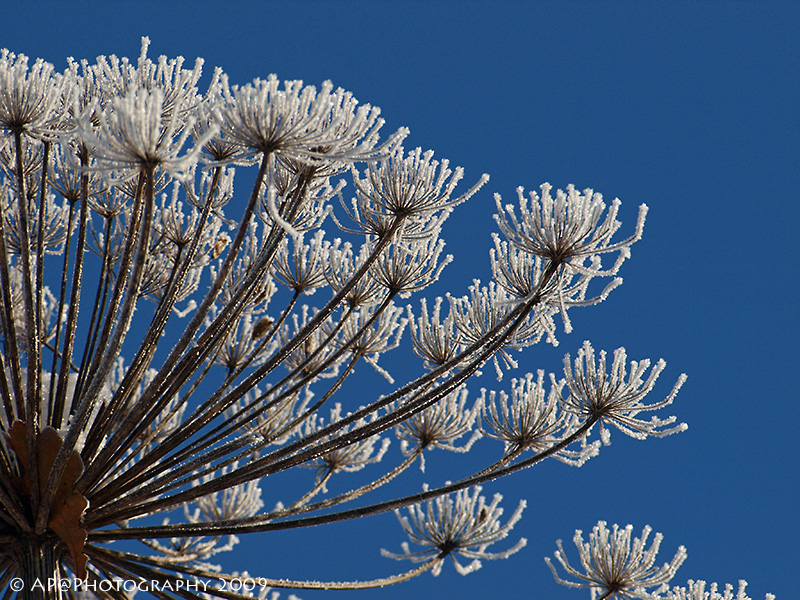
[3,2,797,599]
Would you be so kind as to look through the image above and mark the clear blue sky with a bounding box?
[3,2,797,599]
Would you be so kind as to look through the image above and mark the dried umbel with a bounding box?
[659,580,776,600]
[0,39,689,598]
[545,523,776,600]
[382,485,527,576]
[546,521,687,600]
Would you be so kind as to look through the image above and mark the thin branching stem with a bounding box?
[47,195,76,428]
[36,164,156,534]
[87,216,399,506]
[52,158,91,435]
[89,416,596,541]
[73,210,114,402]
[78,155,273,491]
[0,174,24,420]
[87,260,558,526]
[12,131,42,517]
[82,167,224,460]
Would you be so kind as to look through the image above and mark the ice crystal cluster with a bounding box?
[546,521,775,600]
[0,38,769,600]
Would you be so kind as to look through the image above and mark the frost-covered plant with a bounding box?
[546,521,687,600]
[546,522,775,600]
[657,580,775,600]
[382,485,527,576]
[0,38,712,599]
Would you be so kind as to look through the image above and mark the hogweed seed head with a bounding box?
[658,580,776,600]
[382,485,526,576]
[0,50,69,136]
[560,341,687,443]
[494,183,646,266]
[546,520,687,599]
[482,370,599,465]
[394,386,483,471]
[75,86,215,181]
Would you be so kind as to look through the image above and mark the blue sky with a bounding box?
[3,1,797,599]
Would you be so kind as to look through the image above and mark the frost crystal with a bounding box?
[546,521,687,599]
[383,486,527,576]
[560,341,688,442]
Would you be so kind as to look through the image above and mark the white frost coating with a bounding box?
[75,86,218,182]
[383,485,527,576]
[658,580,776,600]
[546,520,687,599]
[560,341,688,441]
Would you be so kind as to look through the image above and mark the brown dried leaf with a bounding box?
[6,421,90,580]
[48,492,89,580]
